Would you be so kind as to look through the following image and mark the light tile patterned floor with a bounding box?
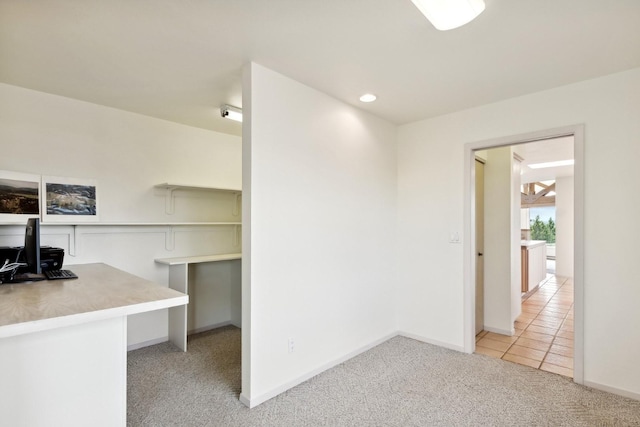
[475,274,574,377]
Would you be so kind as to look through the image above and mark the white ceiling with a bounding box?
[2,1,640,137]
[515,136,574,183]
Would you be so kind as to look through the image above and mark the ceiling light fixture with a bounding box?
[410,0,486,31]
[359,94,377,103]
[528,159,575,169]
[220,104,242,122]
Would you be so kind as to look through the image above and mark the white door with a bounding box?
[475,159,485,335]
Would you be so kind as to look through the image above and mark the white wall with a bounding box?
[0,83,242,347]
[0,84,241,222]
[482,147,515,334]
[397,67,640,398]
[396,122,465,349]
[242,63,397,407]
[555,176,574,278]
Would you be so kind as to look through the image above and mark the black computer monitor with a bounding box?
[24,218,41,274]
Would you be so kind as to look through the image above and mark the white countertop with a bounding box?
[521,240,547,248]
[0,263,188,338]
[155,252,242,265]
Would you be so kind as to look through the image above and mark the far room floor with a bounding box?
[475,272,574,378]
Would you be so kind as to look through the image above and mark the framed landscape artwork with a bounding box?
[41,176,99,223]
[0,170,40,223]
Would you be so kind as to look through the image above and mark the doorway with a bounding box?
[463,125,584,385]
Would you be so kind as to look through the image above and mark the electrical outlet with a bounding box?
[288,337,295,353]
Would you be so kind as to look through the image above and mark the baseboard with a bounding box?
[188,321,233,335]
[240,331,398,408]
[584,380,640,402]
[483,325,515,336]
[127,336,168,352]
[522,284,540,300]
[399,331,465,353]
[126,322,235,352]
[239,393,251,408]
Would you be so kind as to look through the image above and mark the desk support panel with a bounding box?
[0,317,127,426]
[168,263,188,351]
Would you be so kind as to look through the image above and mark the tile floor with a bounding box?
[475,273,574,377]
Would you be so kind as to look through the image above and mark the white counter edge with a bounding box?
[521,240,547,248]
[0,294,188,339]
[155,253,242,265]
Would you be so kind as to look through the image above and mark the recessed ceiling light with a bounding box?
[528,159,575,169]
[359,94,377,103]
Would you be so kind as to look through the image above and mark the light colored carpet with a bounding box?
[128,326,640,426]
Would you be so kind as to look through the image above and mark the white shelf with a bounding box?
[155,252,242,266]
[154,183,241,193]
[13,222,241,256]
[154,183,242,215]
[39,222,241,226]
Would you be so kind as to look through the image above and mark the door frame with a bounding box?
[474,158,485,336]
[462,124,584,385]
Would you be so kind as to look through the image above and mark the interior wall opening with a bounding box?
[463,125,584,385]
[475,137,574,377]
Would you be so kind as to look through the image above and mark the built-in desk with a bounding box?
[0,263,188,427]
[155,253,242,351]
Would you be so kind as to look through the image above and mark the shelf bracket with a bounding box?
[233,193,241,217]
[234,224,241,247]
[164,187,177,215]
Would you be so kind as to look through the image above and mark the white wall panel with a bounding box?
[556,176,574,278]
[242,63,397,406]
[482,147,514,334]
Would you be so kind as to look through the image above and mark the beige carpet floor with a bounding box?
[127,326,640,426]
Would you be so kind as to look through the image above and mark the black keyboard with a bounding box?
[44,269,78,280]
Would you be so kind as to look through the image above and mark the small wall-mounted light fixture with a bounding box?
[220,104,243,122]
[410,0,485,31]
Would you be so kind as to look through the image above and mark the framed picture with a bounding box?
[41,176,99,223]
[0,170,41,223]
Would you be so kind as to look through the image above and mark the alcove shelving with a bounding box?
[151,183,242,252]
[151,185,243,350]
[154,183,241,216]
[0,184,242,255]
